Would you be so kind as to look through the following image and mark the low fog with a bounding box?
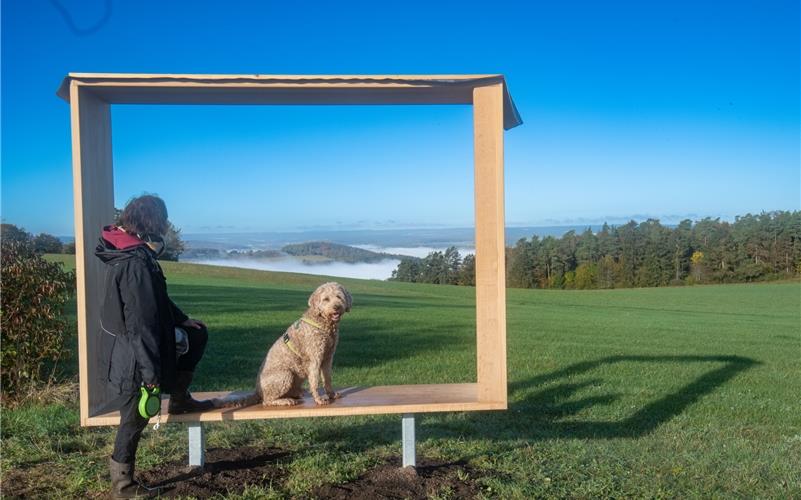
[352,244,475,259]
[185,245,477,280]
[189,258,403,280]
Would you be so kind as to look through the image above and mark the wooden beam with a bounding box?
[70,84,115,424]
[473,84,507,406]
[70,85,476,107]
[56,73,523,130]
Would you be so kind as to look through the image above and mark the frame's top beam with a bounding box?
[57,73,522,129]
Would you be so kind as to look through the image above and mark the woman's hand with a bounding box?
[181,318,206,329]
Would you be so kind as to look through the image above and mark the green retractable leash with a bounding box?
[138,385,162,430]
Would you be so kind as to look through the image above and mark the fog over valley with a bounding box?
[179,226,606,280]
[188,256,404,280]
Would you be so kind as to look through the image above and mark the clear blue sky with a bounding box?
[2,0,799,236]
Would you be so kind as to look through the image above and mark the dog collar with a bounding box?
[299,317,324,330]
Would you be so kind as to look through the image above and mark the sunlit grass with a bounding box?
[5,256,800,497]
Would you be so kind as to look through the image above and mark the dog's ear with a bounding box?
[343,287,352,312]
[308,286,321,309]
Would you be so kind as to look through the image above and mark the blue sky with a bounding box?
[2,0,799,236]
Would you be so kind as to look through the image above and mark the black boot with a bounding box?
[109,457,160,498]
[168,370,214,414]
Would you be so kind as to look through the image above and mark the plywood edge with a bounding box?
[67,72,504,81]
[69,82,90,427]
[58,80,110,103]
[58,74,504,101]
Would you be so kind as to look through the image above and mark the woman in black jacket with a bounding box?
[96,195,212,498]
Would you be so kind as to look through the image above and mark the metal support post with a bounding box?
[188,422,205,468]
[402,413,416,468]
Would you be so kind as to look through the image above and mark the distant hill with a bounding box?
[281,241,411,263]
[183,240,411,264]
[182,225,618,250]
[228,249,283,259]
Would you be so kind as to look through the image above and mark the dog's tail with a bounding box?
[211,390,261,409]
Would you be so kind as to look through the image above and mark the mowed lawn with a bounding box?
[3,257,800,498]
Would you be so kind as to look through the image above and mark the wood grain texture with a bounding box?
[85,384,505,426]
[70,84,115,425]
[473,84,508,406]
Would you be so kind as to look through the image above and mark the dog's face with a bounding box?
[308,282,352,323]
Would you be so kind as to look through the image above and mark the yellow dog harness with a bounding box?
[282,317,324,356]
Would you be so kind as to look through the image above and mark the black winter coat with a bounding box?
[96,240,188,394]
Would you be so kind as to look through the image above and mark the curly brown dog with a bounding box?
[214,282,352,408]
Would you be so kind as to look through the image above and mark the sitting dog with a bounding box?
[214,282,352,408]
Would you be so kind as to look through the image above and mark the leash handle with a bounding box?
[138,385,161,419]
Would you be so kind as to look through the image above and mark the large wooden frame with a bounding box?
[58,74,522,426]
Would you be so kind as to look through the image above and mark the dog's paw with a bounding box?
[327,391,342,400]
[314,396,331,405]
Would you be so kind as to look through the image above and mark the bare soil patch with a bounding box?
[139,448,483,499]
[138,446,289,497]
[312,457,484,499]
[5,447,484,499]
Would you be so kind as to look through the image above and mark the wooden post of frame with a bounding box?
[70,84,115,425]
[473,83,507,405]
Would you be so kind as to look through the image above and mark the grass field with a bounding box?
[2,256,800,498]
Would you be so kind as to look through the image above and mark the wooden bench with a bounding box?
[90,384,505,425]
[89,384,505,467]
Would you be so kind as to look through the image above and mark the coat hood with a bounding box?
[102,226,144,250]
[95,225,148,264]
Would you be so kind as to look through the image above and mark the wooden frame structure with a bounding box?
[58,73,522,427]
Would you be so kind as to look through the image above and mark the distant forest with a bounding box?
[390,211,801,289]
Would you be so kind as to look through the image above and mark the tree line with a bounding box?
[1,224,73,254]
[1,212,186,261]
[390,211,801,289]
[390,247,476,285]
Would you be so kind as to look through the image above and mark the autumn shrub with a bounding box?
[1,239,75,399]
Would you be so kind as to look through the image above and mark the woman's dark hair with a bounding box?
[118,195,169,236]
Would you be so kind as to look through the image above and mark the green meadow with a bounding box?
[3,256,800,498]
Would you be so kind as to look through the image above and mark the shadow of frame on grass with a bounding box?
[505,354,760,440]
[307,354,759,451]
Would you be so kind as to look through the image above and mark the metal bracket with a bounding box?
[188,422,205,468]
[402,413,416,468]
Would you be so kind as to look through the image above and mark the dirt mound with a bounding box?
[136,448,483,499]
[138,446,289,497]
[313,457,483,499]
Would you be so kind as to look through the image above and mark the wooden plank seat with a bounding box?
[87,383,506,426]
